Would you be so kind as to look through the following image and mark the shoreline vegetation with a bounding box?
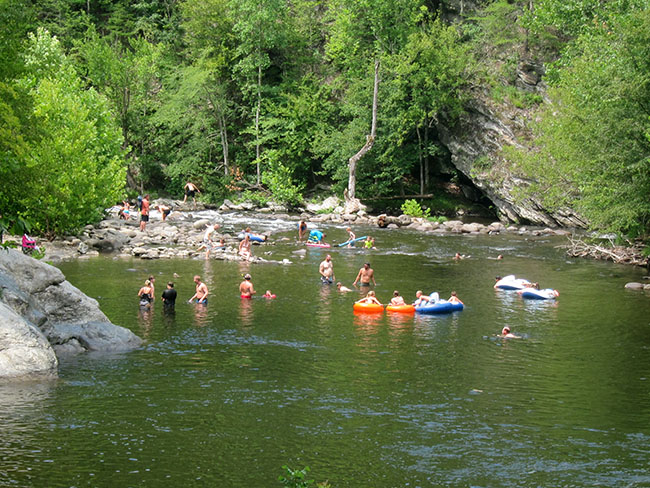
[2,1,649,254]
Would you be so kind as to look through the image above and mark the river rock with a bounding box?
[0,249,142,378]
[624,282,645,290]
[0,302,58,379]
[305,196,340,213]
[193,219,210,230]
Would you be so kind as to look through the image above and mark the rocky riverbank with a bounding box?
[3,196,577,264]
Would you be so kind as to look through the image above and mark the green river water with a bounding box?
[2,221,650,487]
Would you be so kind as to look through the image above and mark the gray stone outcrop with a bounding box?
[0,249,142,379]
[437,94,589,228]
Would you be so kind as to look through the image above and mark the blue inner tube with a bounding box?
[520,289,557,300]
[237,232,266,242]
[415,301,464,314]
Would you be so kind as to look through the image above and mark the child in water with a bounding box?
[356,290,382,305]
[262,290,276,299]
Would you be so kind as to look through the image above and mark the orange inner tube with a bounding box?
[385,304,415,313]
[353,302,384,313]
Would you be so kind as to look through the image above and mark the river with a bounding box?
[2,218,649,487]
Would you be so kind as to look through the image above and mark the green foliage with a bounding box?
[261,150,304,207]
[235,190,269,208]
[0,28,126,236]
[428,215,449,224]
[511,8,650,237]
[278,465,330,488]
[401,199,430,219]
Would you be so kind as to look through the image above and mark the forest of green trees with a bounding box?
[0,0,648,240]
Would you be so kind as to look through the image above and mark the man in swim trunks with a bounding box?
[183,181,201,207]
[139,194,150,232]
[239,273,256,298]
[189,275,209,304]
[319,254,335,284]
[353,262,376,287]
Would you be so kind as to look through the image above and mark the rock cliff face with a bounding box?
[437,91,588,228]
[0,249,142,379]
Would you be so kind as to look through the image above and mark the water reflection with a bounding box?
[137,305,154,336]
[0,381,55,463]
[238,297,254,328]
[191,302,209,327]
[317,283,333,323]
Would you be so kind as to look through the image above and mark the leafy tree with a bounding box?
[7,28,126,236]
[231,0,290,185]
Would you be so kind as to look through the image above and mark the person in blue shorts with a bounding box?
[188,275,209,304]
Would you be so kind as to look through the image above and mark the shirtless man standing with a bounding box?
[139,194,150,232]
[189,275,209,304]
[183,181,201,206]
[353,262,376,287]
[319,254,335,284]
[239,273,256,298]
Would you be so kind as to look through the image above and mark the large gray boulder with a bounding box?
[0,249,142,379]
[0,302,58,379]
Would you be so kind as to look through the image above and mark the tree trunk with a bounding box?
[424,123,430,189]
[348,59,380,199]
[219,112,229,177]
[416,127,424,195]
[255,62,262,185]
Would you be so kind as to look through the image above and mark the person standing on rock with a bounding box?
[139,194,150,232]
[162,282,177,311]
[198,223,220,259]
[189,275,209,304]
[353,262,376,287]
[319,254,335,284]
[183,181,201,207]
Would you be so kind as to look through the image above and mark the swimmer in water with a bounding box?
[337,282,352,292]
[501,326,521,339]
